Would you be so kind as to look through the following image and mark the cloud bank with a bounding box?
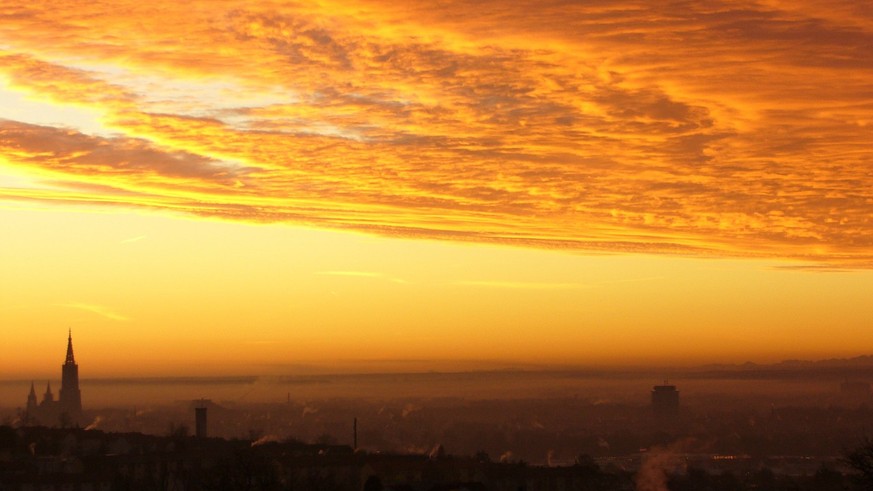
[1,0,871,266]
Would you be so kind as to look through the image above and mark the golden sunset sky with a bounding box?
[2,0,872,377]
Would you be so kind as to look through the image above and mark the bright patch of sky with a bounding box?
[0,167,42,190]
[0,82,114,137]
[299,122,366,141]
[65,62,365,140]
[72,62,296,117]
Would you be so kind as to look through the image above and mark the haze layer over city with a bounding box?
[2,1,873,488]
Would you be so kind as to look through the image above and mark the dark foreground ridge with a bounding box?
[0,425,626,491]
[2,425,871,491]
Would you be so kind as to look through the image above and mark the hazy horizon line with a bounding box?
[5,354,873,386]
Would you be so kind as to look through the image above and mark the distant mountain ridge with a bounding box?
[689,355,873,380]
[698,355,873,371]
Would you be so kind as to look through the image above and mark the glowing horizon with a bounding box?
[2,0,873,376]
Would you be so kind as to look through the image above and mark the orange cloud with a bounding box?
[0,0,871,267]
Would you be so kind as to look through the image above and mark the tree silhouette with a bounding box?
[846,438,873,490]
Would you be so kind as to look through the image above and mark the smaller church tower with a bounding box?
[42,382,54,405]
[26,382,38,413]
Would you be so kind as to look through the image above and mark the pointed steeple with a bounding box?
[42,381,54,404]
[65,329,75,365]
[26,381,38,412]
[59,329,82,417]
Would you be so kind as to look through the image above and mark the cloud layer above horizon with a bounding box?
[1,0,872,266]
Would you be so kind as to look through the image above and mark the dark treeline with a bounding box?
[3,425,873,490]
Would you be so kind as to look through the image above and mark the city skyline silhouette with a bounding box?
[3,1,873,488]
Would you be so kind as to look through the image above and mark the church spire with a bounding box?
[59,329,82,417]
[26,381,37,412]
[65,329,75,365]
[42,381,54,404]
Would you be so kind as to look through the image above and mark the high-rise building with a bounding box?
[840,380,871,399]
[651,382,679,417]
[195,406,208,438]
[24,330,83,426]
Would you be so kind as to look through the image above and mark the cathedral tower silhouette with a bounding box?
[24,330,83,426]
[59,329,82,416]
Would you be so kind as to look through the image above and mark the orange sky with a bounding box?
[1,0,872,377]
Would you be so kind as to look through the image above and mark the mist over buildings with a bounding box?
[6,340,873,490]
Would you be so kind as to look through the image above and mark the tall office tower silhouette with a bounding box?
[195,406,208,438]
[651,381,679,417]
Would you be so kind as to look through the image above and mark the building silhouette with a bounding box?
[195,405,208,438]
[840,379,871,399]
[24,330,83,426]
[651,381,679,417]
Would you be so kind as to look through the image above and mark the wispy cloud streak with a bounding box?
[455,281,591,290]
[119,235,146,244]
[59,302,129,322]
[316,271,408,284]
